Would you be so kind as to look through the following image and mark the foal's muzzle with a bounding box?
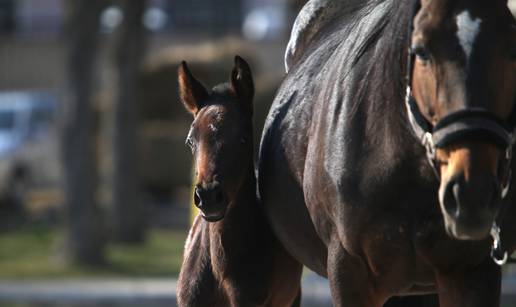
[194,182,228,222]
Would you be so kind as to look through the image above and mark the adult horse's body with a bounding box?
[258,0,516,306]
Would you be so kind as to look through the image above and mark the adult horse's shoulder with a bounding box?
[285,0,347,73]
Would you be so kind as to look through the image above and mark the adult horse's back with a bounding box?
[258,0,516,306]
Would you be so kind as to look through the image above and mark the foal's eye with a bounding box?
[410,45,431,62]
[240,137,247,144]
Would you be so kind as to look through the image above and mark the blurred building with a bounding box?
[0,0,248,37]
[0,0,14,33]
[0,0,62,37]
[15,0,62,37]
[169,0,243,35]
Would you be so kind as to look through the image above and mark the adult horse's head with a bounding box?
[408,0,516,240]
[178,56,254,222]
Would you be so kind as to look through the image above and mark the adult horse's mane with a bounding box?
[282,0,421,146]
[333,0,413,118]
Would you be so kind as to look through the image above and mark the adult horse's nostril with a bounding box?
[441,178,460,218]
[441,175,500,218]
[440,173,500,240]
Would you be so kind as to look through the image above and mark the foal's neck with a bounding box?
[208,157,260,250]
[216,159,257,226]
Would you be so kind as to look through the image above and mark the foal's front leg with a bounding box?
[327,237,384,307]
[436,257,501,307]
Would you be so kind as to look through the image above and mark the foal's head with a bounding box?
[410,0,516,240]
[178,56,255,222]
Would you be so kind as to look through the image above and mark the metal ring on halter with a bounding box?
[490,223,509,266]
[422,132,440,178]
[423,132,435,158]
[501,146,512,199]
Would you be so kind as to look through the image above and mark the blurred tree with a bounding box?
[112,0,148,243]
[61,0,108,265]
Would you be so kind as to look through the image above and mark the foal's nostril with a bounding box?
[194,188,202,208]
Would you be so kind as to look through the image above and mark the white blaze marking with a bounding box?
[456,11,482,60]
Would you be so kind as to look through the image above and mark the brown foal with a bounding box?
[176,56,302,307]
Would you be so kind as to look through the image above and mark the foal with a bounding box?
[177,56,302,307]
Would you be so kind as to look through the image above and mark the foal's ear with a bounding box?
[230,55,254,115]
[178,61,209,115]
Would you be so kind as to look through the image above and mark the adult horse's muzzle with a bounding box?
[405,91,515,241]
[405,95,516,242]
[194,181,228,222]
[438,169,501,241]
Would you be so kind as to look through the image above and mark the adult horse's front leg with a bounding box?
[327,237,384,307]
[436,257,501,307]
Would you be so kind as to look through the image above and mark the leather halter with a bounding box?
[404,1,516,265]
[404,6,516,191]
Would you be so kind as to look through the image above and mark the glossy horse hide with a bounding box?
[258,0,516,306]
[176,57,302,307]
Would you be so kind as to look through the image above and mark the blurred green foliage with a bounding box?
[0,226,187,279]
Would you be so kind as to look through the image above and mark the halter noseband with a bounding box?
[404,1,516,266]
[404,87,516,185]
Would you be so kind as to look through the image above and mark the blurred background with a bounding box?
[0,0,514,306]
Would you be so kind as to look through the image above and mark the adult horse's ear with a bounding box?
[178,61,209,115]
[230,55,254,115]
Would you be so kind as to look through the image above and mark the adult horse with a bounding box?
[258,0,516,306]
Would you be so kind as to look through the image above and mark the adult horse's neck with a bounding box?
[342,0,426,162]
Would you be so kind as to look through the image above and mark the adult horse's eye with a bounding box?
[240,137,247,144]
[411,45,431,62]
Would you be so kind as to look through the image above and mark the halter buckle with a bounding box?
[490,223,508,266]
[422,132,440,178]
[422,132,435,159]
